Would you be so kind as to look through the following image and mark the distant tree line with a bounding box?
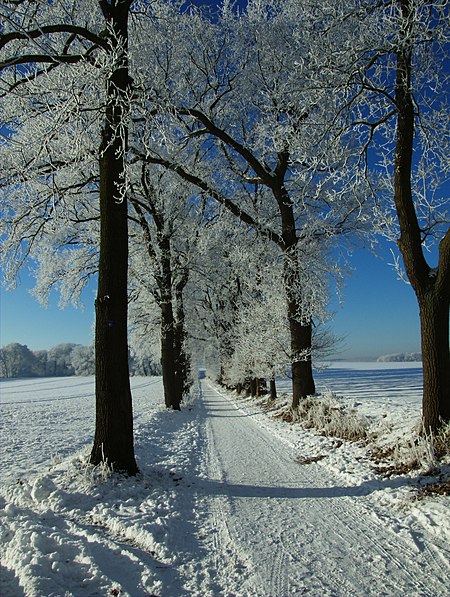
[377,353,422,363]
[0,342,161,379]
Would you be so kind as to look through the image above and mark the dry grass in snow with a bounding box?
[290,392,369,441]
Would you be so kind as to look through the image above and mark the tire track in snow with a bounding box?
[270,529,290,597]
[200,384,294,594]
[200,382,449,596]
[199,388,262,595]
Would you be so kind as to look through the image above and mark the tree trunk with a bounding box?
[173,323,184,403]
[283,253,315,408]
[90,1,137,474]
[159,237,181,411]
[217,365,225,386]
[288,306,315,408]
[269,377,277,400]
[419,290,450,431]
[276,182,315,409]
[174,273,190,402]
[161,304,180,410]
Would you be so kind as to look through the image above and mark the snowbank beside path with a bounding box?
[0,377,220,597]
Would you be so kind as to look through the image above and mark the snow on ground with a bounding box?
[0,365,449,596]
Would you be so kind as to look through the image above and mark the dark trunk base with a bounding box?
[419,292,450,431]
[291,359,315,409]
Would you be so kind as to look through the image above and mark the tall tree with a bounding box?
[91,0,136,472]
[0,0,137,473]
[133,0,370,407]
[392,0,450,430]
[335,0,450,431]
[128,168,200,410]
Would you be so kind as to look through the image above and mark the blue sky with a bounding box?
[328,246,421,359]
[0,275,96,351]
[0,242,421,360]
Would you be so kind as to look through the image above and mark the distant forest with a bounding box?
[0,343,161,378]
[377,352,422,363]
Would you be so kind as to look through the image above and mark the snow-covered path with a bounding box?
[198,382,449,596]
[1,373,449,596]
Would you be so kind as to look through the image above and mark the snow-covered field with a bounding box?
[0,364,449,596]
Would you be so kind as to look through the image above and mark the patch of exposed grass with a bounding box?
[418,478,450,497]
[294,454,327,465]
[432,422,450,460]
[370,421,450,478]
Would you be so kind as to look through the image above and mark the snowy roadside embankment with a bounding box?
[1,377,220,597]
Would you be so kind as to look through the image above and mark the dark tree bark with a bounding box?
[269,377,277,400]
[131,170,184,411]
[174,271,191,401]
[286,290,315,408]
[276,179,315,408]
[90,0,137,473]
[393,0,450,432]
[419,291,450,428]
[159,235,181,411]
[160,313,180,410]
[217,364,226,386]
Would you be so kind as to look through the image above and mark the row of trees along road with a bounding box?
[1,0,449,474]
